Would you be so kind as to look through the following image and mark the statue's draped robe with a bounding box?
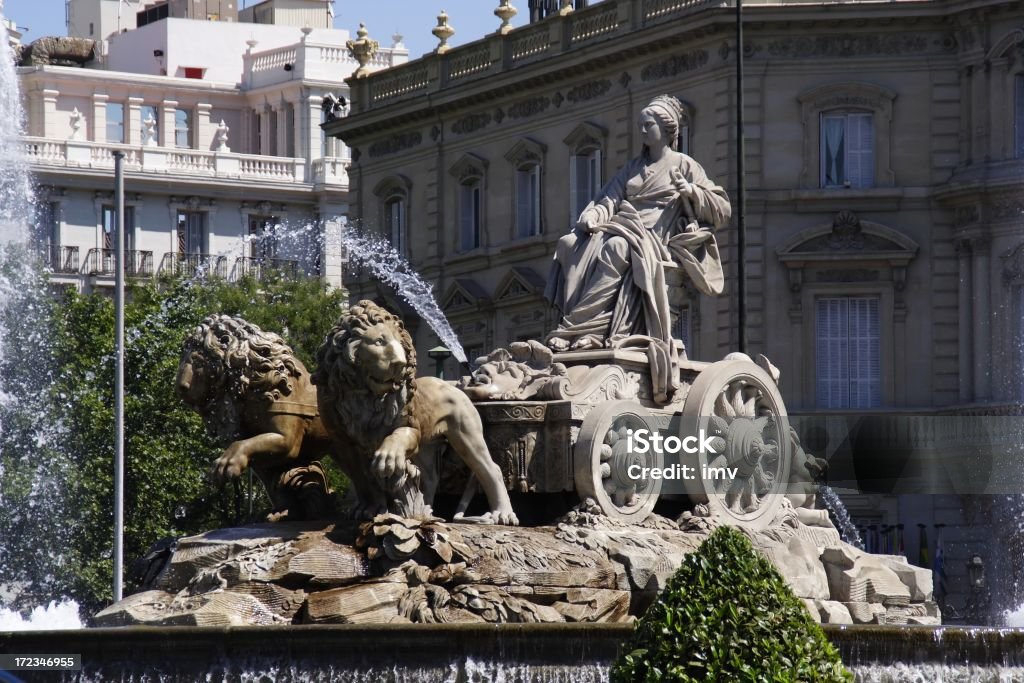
[544,151,731,400]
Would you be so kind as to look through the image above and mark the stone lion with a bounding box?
[312,300,519,525]
[176,314,337,521]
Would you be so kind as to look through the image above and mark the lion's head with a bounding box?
[313,301,417,448]
[177,314,302,441]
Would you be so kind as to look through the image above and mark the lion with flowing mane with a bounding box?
[313,300,518,525]
[176,314,336,521]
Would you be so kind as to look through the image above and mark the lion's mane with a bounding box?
[181,314,302,441]
[312,300,417,452]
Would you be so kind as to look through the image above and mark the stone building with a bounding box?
[328,0,1024,622]
[18,5,406,292]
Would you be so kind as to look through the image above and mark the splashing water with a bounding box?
[242,220,468,364]
[340,229,467,363]
[819,485,864,549]
[0,13,34,242]
[0,599,82,630]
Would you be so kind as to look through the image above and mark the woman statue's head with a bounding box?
[640,95,685,152]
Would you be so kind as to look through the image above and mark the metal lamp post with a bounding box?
[427,345,452,380]
[112,151,126,602]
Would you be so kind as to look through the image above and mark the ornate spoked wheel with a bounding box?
[574,400,662,523]
[680,359,790,530]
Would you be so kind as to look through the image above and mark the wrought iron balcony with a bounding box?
[158,252,228,279]
[230,256,300,282]
[84,249,155,277]
[39,244,79,274]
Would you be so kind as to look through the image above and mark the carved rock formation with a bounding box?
[95,509,938,628]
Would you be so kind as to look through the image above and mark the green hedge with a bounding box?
[612,525,852,682]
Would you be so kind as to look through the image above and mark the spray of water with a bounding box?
[819,485,864,549]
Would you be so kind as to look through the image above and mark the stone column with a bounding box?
[196,102,213,151]
[127,96,144,145]
[972,237,991,401]
[956,239,974,403]
[91,93,109,142]
[306,93,323,162]
[291,98,305,162]
[161,100,178,147]
[260,105,272,156]
[41,89,59,138]
[275,103,289,158]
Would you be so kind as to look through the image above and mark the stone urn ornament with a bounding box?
[432,10,455,54]
[346,23,379,78]
[215,119,230,152]
[494,0,517,35]
[142,113,157,146]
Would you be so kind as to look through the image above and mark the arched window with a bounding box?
[564,122,607,221]
[798,83,895,190]
[505,138,547,239]
[384,194,405,254]
[449,153,488,253]
[373,176,412,255]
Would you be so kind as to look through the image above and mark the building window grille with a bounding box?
[815,296,881,408]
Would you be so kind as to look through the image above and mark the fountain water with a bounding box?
[819,484,864,549]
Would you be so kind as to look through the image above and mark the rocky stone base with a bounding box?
[95,504,937,627]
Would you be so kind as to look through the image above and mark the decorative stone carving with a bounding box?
[641,50,709,81]
[432,10,455,54]
[69,107,84,140]
[461,341,568,401]
[368,131,423,158]
[494,0,517,35]
[766,33,931,59]
[142,113,157,146]
[451,112,492,135]
[214,119,230,152]
[565,79,612,104]
[346,24,379,78]
[507,96,550,120]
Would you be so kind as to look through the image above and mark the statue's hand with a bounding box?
[576,211,599,234]
[373,432,411,479]
[670,168,695,200]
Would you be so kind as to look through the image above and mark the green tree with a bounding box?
[612,525,852,682]
[0,264,348,615]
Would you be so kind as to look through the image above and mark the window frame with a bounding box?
[569,147,602,222]
[176,210,206,255]
[174,108,192,149]
[819,111,874,189]
[384,194,406,254]
[515,162,542,239]
[458,178,482,253]
[814,295,882,409]
[798,83,895,190]
[105,102,125,144]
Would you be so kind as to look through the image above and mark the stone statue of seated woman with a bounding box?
[544,94,732,362]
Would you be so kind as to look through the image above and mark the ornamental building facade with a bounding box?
[327,0,1024,621]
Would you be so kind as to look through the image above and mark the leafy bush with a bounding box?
[0,263,348,615]
[612,525,852,682]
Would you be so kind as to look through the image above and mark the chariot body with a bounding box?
[452,347,792,529]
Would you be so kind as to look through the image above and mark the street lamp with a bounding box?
[427,345,452,379]
[967,554,985,590]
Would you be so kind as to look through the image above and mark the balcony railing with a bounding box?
[84,249,155,277]
[158,252,228,279]
[39,244,79,273]
[244,40,407,89]
[231,257,300,282]
[345,0,721,113]
[22,137,343,187]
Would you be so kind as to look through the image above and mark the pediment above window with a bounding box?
[441,278,491,312]
[563,121,608,152]
[504,137,547,167]
[777,211,918,294]
[448,153,488,184]
[495,266,546,302]
[372,174,412,198]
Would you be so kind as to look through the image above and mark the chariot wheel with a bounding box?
[680,359,790,530]
[574,400,662,523]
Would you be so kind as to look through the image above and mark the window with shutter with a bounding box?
[820,112,874,188]
[516,165,541,238]
[459,181,481,252]
[176,211,205,255]
[815,296,880,408]
[1016,75,1024,159]
[569,149,602,221]
[385,197,405,254]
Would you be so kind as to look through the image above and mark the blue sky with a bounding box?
[3,0,532,58]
